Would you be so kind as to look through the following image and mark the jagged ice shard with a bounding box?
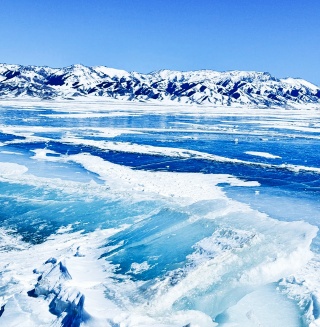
[0,82,320,326]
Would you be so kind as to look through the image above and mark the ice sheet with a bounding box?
[1,100,320,326]
[0,156,318,326]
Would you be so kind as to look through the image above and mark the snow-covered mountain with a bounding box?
[0,63,319,107]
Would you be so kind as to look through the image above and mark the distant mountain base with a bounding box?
[0,63,319,107]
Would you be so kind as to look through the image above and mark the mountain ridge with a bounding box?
[0,63,319,107]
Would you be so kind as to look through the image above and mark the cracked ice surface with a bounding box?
[0,101,320,326]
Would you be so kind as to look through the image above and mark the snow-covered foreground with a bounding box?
[0,100,320,326]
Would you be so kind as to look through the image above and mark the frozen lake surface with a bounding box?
[0,100,320,327]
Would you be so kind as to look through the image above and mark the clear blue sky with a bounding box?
[1,0,319,85]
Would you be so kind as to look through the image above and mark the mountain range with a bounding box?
[0,63,319,107]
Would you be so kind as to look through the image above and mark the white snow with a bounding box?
[67,153,258,204]
[0,162,28,176]
[245,151,282,159]
[92,65,132,78]
[129,261,151,274]
[52,138,320,174]
[31,149,60,160]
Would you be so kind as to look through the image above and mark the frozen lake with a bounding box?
[0,100,319,327]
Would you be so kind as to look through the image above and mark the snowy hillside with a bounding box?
[0,63,319,107]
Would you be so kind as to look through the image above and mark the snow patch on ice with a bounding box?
[67,153,260,204]
[31,148,60,160]
[129,261,151,274]
[245,151,282,159]
[58,138,320,174]
[0,162,28,176]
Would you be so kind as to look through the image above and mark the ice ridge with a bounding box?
[28,258,91,327]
